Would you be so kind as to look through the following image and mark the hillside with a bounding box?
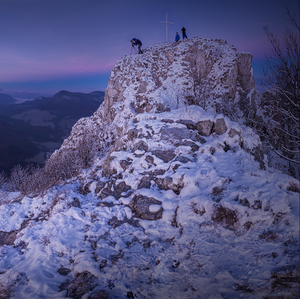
[0,37,299,298]
[0,91,104,173]
[0,93,17,105]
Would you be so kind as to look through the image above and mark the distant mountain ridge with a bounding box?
[0,93,17,105]
[42,91,105,117]
[0,90,104,173]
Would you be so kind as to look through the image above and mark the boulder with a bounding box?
[138,176,152,189]
[57,267,71,276]
[196,120,214,136]
[228,127,241,138]
[154,177,184,195]
[99,181,131,200]
[120,159,133,170]
[152,149,175,163]
[214,118,227,135]
[129,195,163,220]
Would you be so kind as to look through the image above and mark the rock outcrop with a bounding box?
[100,37,256,124]
[58,37,257,162]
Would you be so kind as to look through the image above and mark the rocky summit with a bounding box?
[0,37,299,298]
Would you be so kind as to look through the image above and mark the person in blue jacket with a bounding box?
[175,32,180,42]
[131,38,143,54]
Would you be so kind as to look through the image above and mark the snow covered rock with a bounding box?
[100,37,256,124]
[0,37,299,298]
[58,37,256,156]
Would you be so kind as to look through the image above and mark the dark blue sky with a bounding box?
[0,0,298,99]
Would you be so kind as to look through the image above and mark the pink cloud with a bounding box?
[0,48,116,82]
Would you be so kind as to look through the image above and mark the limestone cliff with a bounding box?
[60,37,257,159]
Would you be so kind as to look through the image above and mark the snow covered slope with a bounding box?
[0,37,299,298]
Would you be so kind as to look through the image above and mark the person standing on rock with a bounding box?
[175,32,180,42]
[181,27,187,39]
[131,38,143,54]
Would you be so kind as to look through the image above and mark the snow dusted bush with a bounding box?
[44,130,97,184]
[6,165,30,192]
[5,130,97,195]
[43,149,79,184]
[6,165,43,195]
[0,171,10,204]
[76,131,98,169]
[255,6,300,178]
[0,171,6,188]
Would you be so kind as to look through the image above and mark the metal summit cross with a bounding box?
[158,12,173,42]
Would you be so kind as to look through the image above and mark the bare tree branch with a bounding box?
[257,5,300,170]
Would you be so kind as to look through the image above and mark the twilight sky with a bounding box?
[0,0,299,99]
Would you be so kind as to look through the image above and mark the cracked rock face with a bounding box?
[237,52,255,92]
[92,37,256,128]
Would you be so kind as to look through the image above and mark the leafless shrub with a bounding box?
[0,171,7,188]
[43,149,80,186]
[0,172,9,205]
[6,165,30,192]
[19,165,45,195]
[5,165,44,195]
[77,132,97,168]
[43,131,97,186]
[0,191,10,205]
[184,94,197,106]
[257,4,300,177]
[5,129,97,196]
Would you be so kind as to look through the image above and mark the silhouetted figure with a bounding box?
[175,32,180,42]
[181,27,187,39]
[131,38,143,54]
